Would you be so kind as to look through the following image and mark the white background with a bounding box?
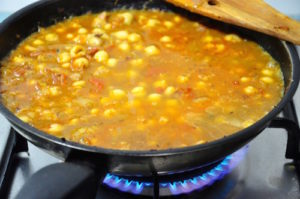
[0,0,299,18]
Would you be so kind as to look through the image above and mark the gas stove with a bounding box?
[0,1,300,199]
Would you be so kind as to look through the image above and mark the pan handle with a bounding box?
[15,162,99,199]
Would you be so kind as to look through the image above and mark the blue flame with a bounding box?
[102,146,248,195]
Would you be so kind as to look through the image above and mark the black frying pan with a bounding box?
[0,0,299,198]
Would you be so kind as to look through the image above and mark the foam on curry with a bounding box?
[0,10,284,150]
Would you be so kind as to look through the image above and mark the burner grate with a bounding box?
[103,146,248,196]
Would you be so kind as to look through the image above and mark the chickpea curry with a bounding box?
[0,10,284,150]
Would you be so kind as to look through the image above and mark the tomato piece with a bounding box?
[89,78,104,91]
[88,47,99,56]
[155,87,164,94]
[178,87,194,99]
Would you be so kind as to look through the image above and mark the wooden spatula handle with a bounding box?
[165,0,300,45]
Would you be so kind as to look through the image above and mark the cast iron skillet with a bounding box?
[0,0,299,198]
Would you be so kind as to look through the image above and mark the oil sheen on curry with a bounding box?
[0,10,284,150]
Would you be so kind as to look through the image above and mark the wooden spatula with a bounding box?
[165,0,300,45]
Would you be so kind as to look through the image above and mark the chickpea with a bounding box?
[260,76,274,84]
[72,80,86,88]
[128,33,141,42]
[164,21,174,28]
[93,66,109,76]
[174,16,182,23]
[92,28,105,34]
[73,35,87,44]
[215,44,225,52]
[66,33,74,39]
[204,43,214,49]
[130,59,144,67]
[224,34,242,42]
[160,36,172,43]
[267,61,277,68]
[134,44,143,50]
[61,63,70,68]
[86,34,102,46]
[131,86,145,97]
[49,123,63,133]
[240,77,250,83]
[100,97,110,105]
[70,118,79,125]
[24,45,36,52]
[138,15,147,25]
[94,50,109,63]
[111,89,126,99]
[146,19,160,27]
[78,28,88,34]
[103,108,116,118]
[70,45,86,58]
[73,57,89,69]
[36,63,45,71]
[261,69,273,76]
[56,28,65,33]
[104,24,112,30]
[28,79,37,85]
[242,120,254,128]
[58,52,71,63]
[107,58,118,67]
[71,22,80,28]
[113,30,129,40]
[70,73,81,81]
[118,41,130,51]
[91,108,99,114]
[159,116,169,124]
[203,35,213,43]
[13,56,25,64]
[92,13,106,27]
[196,140,205,145]
[119,12,133,25]
[164,86,176,96]
[19,115,30,122]
[148,93,161,105]
[41,110,55,119]
[49,86,61,96]
[264,93,272,98]
[127,70,137,78]
[153,80,166,88]
[32,39,44,46]
[101,33,110,40]
[196,81,206,89]
[145,45,160,56]
[45,33,58,42]
[177,75,189,83]
[244,86,256,94]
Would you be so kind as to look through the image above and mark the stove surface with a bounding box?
[0,1,300,198]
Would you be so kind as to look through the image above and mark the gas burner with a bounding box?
[103,146,248,196]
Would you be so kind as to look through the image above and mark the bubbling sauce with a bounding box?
[0,10,284,150]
